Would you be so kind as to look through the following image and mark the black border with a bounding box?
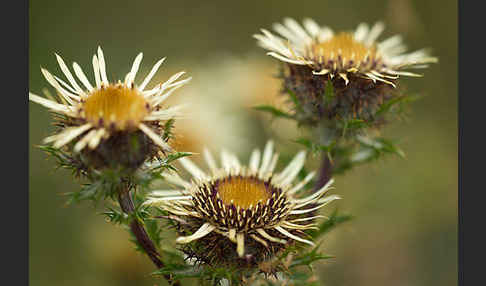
[459,1,484,286]
[4,0,28,284]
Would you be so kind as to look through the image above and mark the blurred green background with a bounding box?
[29,0,457,285]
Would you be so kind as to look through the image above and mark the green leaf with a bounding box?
[344,119,367,129]
[294,138,314,150]
[39,145,88,177]
[286,88,302,110]
[151,262,199,279]
[165,151,193,164]
[309,209,353,239]
[152,263,241,283]
[291,274,319,286]
[356,136,405,159]
[253,105,293,119]
[148,152,193,173]
[375,138,406,158]
[290,246,334,269]
[294,138,336,155]
[102,207,130,225]
[341,118,369,137]
[375,94,421,117]
[144,218,163,248]
[65,180,103,204]
[162,118,176,141]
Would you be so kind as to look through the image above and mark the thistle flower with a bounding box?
[254,18,437,126]
[29,47,191,170]
[145,141,340,268]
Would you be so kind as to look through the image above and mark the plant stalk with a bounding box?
[118,187,181,286]
[313,153,332,191]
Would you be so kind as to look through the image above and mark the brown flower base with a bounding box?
[283,64,400,128]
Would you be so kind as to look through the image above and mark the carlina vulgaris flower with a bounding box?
[254,18,438,125]
[144,141,340,269]
[29,46,191,170]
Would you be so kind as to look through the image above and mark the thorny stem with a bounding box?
[118,187,181,286]
[313,153,332,192]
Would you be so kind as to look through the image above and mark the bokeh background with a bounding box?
[29,0,457,285]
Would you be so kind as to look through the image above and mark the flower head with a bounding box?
[145,141,339,268]
[29,47,191,170]
[254,18,438,128]
[254,18,437,85]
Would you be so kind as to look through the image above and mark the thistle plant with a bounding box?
[29,47,192,285]
[254,18,437,186]
[30,17,436,286]
[145,141,340,279]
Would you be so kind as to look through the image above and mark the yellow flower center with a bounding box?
[218,177,271,209]
[310,33,377,64]
[83,85,149,130]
